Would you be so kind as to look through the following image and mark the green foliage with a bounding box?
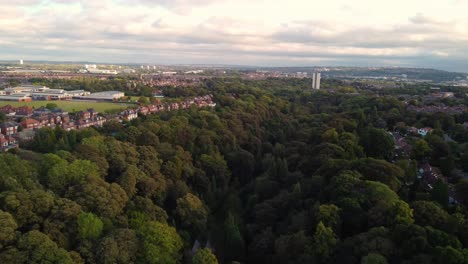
[412,201,449,228]
[46,159,100,194]
[0,154,39,192]
[0,210,17,248]
[175,193,209,234]
[46,103,58,110]
[361,253,388,264]
[353,158,404,191]
[193,248,218,264]
[360,127,395,160]
[77,212,103,240]
[0,230,74,264]
[0,78,466,263]
[97,229,138,264]
[313,222,337,261]
[412,139,432,160]
[136,221,183,264]
[317,204,341,232]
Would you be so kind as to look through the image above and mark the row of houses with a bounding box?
[121,94,216,121]
[407,105,467,115]
[0,95,216,151]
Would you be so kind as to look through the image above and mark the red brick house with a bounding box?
[21,118,41,129]
[16,106,33,116]
[0,134,18,151]
[0,122,19,136]
[0,105,16,116]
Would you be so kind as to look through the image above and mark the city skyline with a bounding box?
[1,0,468,72]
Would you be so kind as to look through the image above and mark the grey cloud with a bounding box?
[1,2,468,72]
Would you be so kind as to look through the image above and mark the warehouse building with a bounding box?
[73,91,125,101]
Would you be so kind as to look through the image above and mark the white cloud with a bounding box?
[0,0,468,71]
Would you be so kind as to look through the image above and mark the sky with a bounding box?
[1,0,468,71]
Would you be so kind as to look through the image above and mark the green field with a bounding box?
[0,100,131,113]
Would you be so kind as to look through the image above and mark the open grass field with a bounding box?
[0,100,131,113]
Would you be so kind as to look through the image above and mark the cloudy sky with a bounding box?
[1,0,468,71]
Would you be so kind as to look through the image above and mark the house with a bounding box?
[14,129,35,142]
[90,116,107,127]
[75,119,92,129]
[168,103,180,110]
[121,109,138,121]
[0,122,19,136]
[34,115,54,127]
[76,110,91,120]
[51,108,68,116]
[88,108,98,119]
[21,118,41,129]
[61,122,76,131]
[138,106,149,115]
[152,90,164,98]
[33,107,51,115]
[16,106,33,117]
[0,134,18,151]
[0,105,16,116]
[393,133,412,158]
[418,127,433,137]
[418,162,443,189]
[147,104,157,113]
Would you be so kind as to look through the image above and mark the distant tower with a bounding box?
[312,72,321,90]
[19,59,23,65]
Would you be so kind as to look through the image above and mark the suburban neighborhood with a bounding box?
[0,94,216,151]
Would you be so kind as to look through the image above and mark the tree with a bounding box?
[223,213,245,262]
[227,149,255,185]
[322,128,339,144]
[0,210,17,248]
[46,103,58,110]
[431,179,449,208]
[46,159,100,194]
[66,176,128,218]
[313,222,337,261]
[360,127,395,160]
[411,201,449,228]
[433,246,465,264]
[77,212,103,240]
[361,253,388,264]
[456,179,468,207]
[136,221,183,264]
[368,200,414,227]
[176,193,209,234]
[1,190,55,229]
[396,159,418,185]
[0,112,6,123]
[138,96,149,104]
[353,158,404,191]
[0,230,73,264]
[97,229,138,264]
[412,139,432,160]
[274,231,313,264]
[317,204,341,233]
[193,248,218,264]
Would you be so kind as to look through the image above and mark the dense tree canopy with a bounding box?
[0,78,467,263]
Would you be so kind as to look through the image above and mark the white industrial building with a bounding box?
[2,85,91,101]
[87,68,118,75]
[74,91,125,101]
